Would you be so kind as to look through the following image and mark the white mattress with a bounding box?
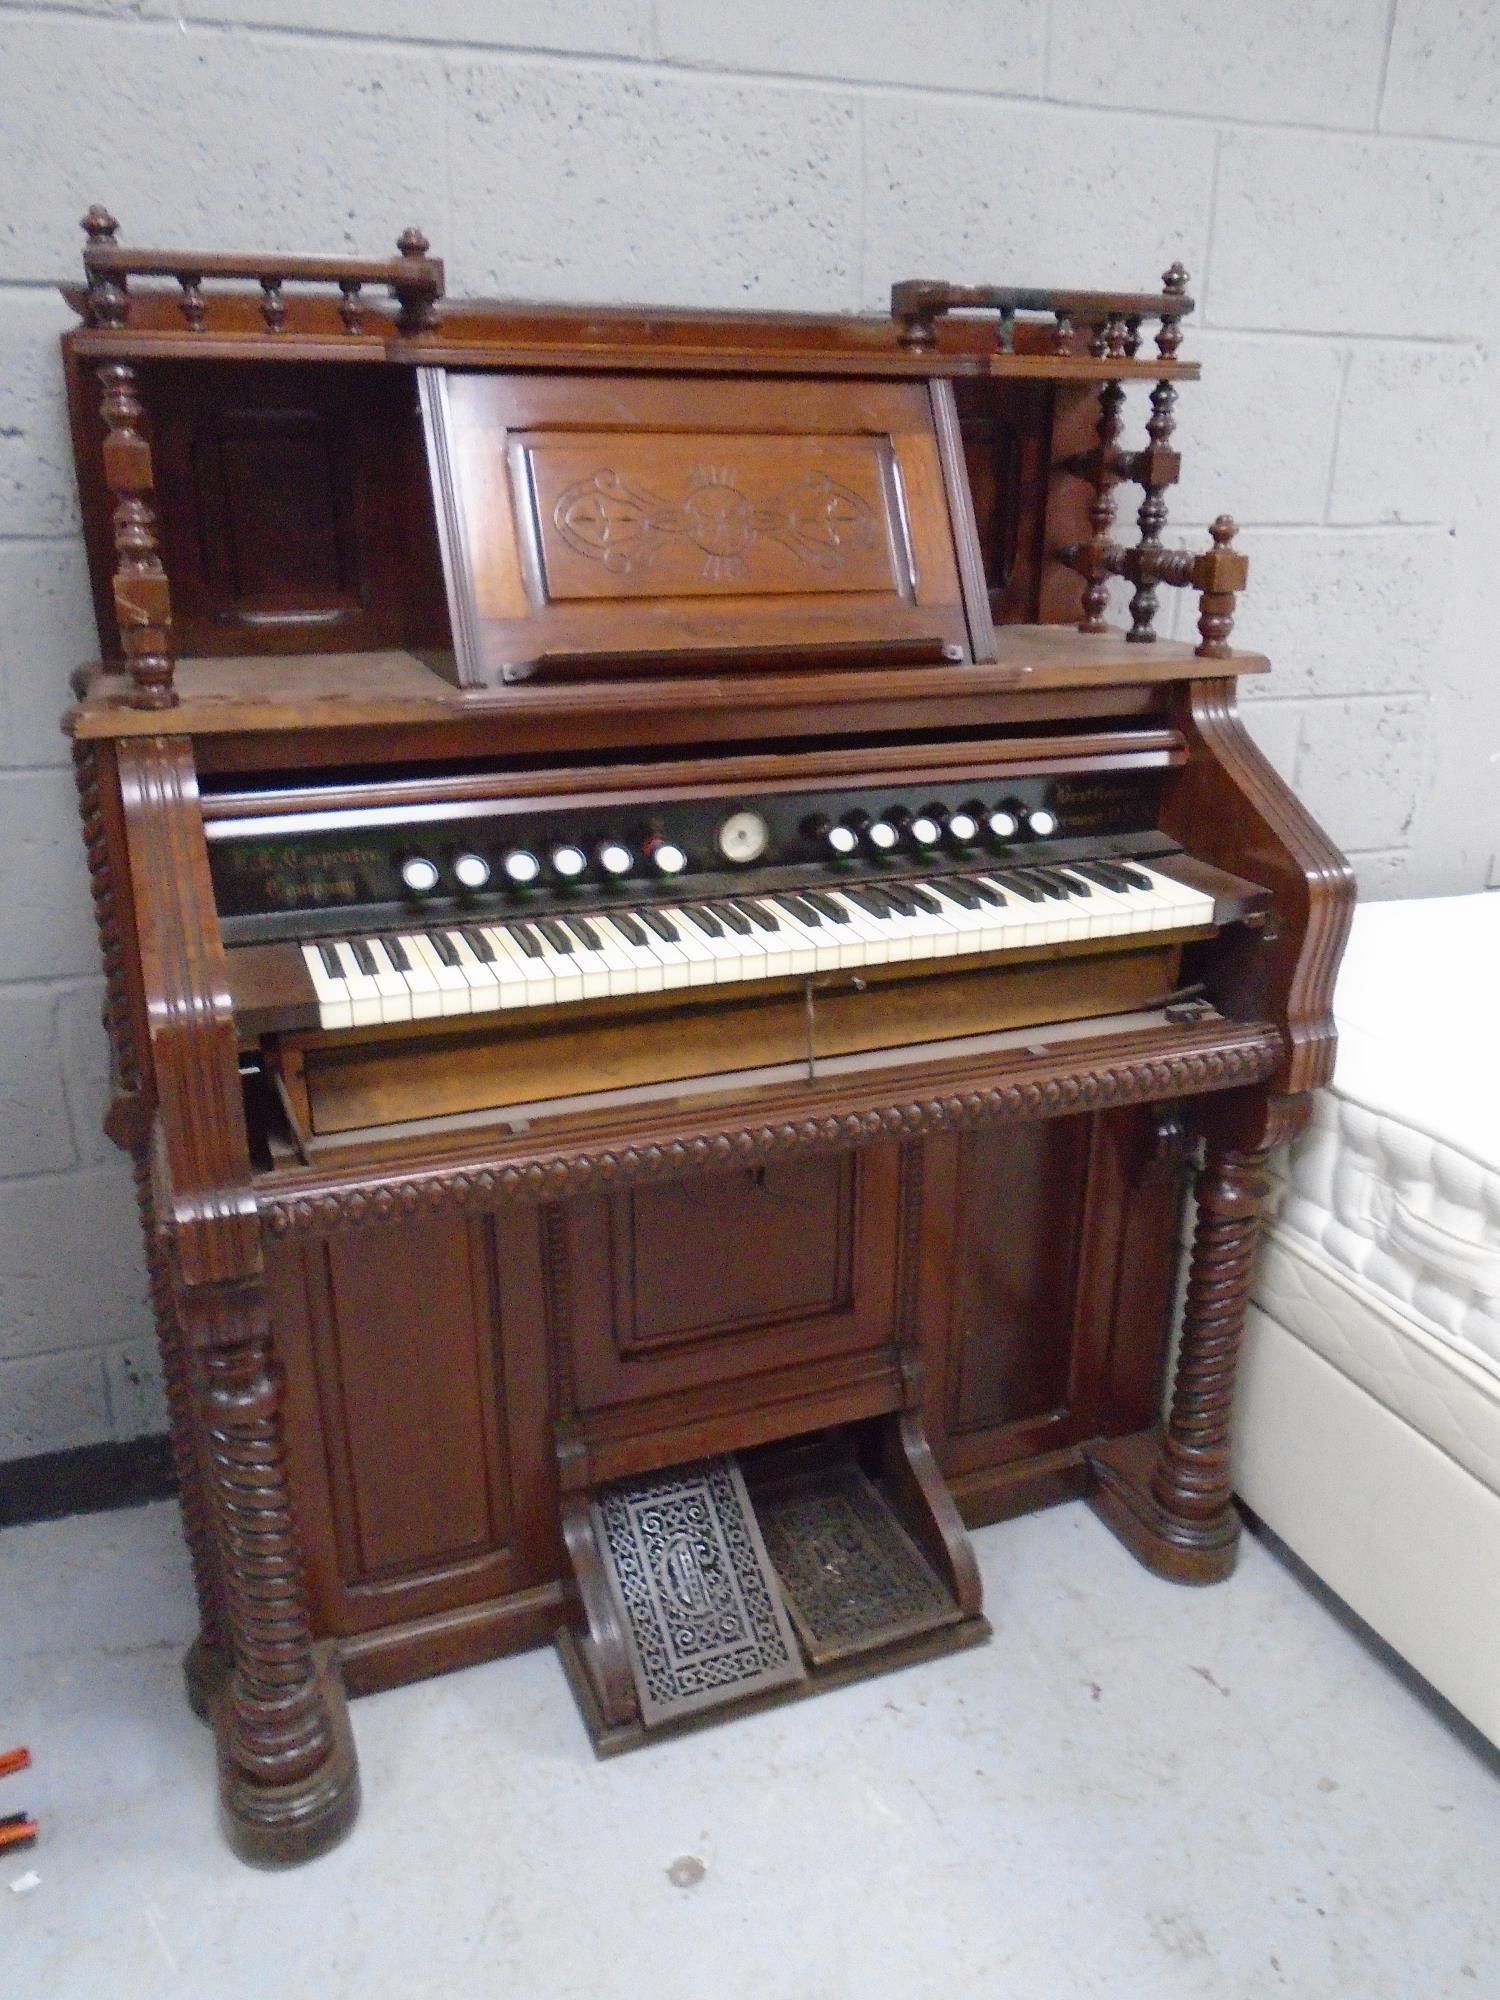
[1263,894,1500,1378]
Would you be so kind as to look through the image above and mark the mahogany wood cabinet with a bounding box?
[58,212,1353,1864]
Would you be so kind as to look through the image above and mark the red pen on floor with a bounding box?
[0,1747,30,1780]
[0,1816,39,1853]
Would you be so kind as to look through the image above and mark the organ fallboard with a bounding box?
[60,209,1353,1864]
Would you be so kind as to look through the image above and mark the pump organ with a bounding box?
[59,211,1352,1863]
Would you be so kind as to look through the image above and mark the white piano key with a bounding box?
[404,932,473,1016]
[590,915,664,995]
[764,897,842,974]
[485,923,557,1007]
[332,941,385,1028]
[301,942,354,1031]
[364,938,414,1023]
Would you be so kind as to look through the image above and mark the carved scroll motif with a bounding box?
[552,466,876,583]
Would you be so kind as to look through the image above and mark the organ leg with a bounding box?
[181,1275,359,1865]
[1087,1092,1308,1583]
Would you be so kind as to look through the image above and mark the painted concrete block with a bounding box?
[1211,129,1500,338]
[142,0,651,55]
[0,1159,148,1362]
[1348,848,1416,899]
[0,988,77,1180]
[1050,0,1387,126]
[657,0,1045,94]
[1295,695,1430,852]
[0,769,102,980]
[862,99,1214,308]
[55,980,114,1169]
[0,290,83,538]
[103,1336,168,1441]
[1174,334,1344,527]
[1383,0,1500,143]
[1238,701,1304,784]
[1234,528,1454,699]
[0,537,96,769]
[0,15,445,283]
[446,62,860,309]
[1329,342,1488,525]
[0,1348,114,1457]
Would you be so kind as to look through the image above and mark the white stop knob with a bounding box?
[400,855,440,895]
[452,852,491,891]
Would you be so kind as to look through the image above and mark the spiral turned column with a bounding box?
[189,1281,358,1863]
[1150,1143,1273,1541]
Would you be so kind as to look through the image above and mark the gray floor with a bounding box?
[2,1498,1496,2000]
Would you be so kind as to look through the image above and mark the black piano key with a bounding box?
[902,884,943,915]
[461,926,496,963]
[988,870,1045,903]
[683,905,723,938]
[802,890,851,924]
[878,884,920,916]
[1069,862,1127,893]
[1117,864,1156,890]
[962,876,1004,906]
[1029,868,1086,900]
[348,937,378,976]
[733,899,780,933]
[612,912,648,946]
[536,918,575,954]
[562,915,602,951]
[426,929,460,967]
[639,908,680,943]
[506,921,543,959]
[382,935,411,972]
[316,942,343,979]
[709,901,752,935]
[933,878,982,910]
[774,893,821,925]
[1010,868,1068,902]
[842,886,893,919]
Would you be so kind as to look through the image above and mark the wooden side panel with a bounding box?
[270,1213,556,1637]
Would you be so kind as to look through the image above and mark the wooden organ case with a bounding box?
[59,211,1353,1864]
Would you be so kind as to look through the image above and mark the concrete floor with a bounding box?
[2,1500,1496,2000]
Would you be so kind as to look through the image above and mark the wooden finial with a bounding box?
[1157,262,1189,360]
[393,226,440,333]
[1162,261,1189,298]
[81,206,128,328]
[1193,515,1248,658]
[81,204,119,243]
[397,226,430,260]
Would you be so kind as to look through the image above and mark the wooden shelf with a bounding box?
[68,627,1267,743]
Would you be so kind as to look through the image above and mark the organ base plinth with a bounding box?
[214,1643,361,1868]
[1085,1430,1241,1585]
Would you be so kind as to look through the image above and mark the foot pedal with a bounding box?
[589,1457,806,1728]
[558,1418,989,1752]
[748,1451,964,1667]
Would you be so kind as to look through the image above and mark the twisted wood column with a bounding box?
[1088,1093,1307,1583]
[184,1278,359,1861]
[1150,1140,1273,1540]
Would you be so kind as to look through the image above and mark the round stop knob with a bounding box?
[646,837,688,876]
[907,810,943,850]
[948,807,980,845]
[452,851,491,891]
[1027,808,1059,838]
[597,840,634,877]
[987,808,1020,841]
[501,848,541,886]
[400,854,440,895]
[550,844,588,879]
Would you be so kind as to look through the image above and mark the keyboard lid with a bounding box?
[420,370,988,687]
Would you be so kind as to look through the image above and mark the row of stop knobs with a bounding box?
[810,802,1055,856]
[396,801,1058,897]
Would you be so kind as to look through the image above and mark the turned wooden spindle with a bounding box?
[337,276,365,333]
[178,272,206,331]
[1157,260,1189,360]
[1051,308,1075,355]
[97,362,175,710]
[1127,375,1180,642]
[393,226,440,333]
[259,275,286,332]
[1077,378,1126,634]
[81,205,128,328]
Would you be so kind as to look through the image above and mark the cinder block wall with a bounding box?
[2,0,1496,1460]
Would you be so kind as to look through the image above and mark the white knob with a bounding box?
[452,851,491,891]
[597,840,634,877]
[502,849,541,886]
[400,855,440,895]
[908,813,942,849]
[948,810,979,844]
[826,822,859,856]
[650,840,688,876]
[867,820,898,852]
[987,809,1020,841]
[550,844,588,879]
[1028,808,1059,837]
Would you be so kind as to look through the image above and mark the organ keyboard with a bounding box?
[59,212,1352,1866]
